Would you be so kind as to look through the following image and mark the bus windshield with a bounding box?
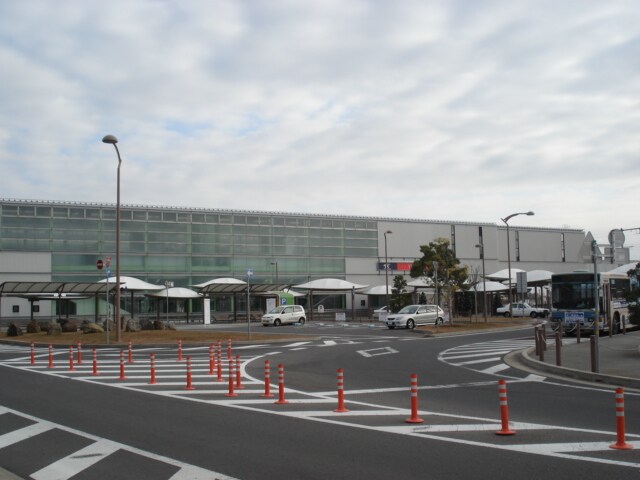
[552,281,595,309]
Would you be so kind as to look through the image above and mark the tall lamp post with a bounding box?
[475,243,488,322]
[501,211,534,318]
[383,230,392,310]
[102,134,122,342]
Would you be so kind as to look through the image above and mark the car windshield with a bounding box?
[268,306,286,314]
[397,305,419,314]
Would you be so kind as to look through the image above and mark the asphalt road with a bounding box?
[0,323,638,479]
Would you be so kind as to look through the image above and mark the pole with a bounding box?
[506,221,513,318]
[592,240,600,373]
[115,146,122,343]
[384,230,392,311]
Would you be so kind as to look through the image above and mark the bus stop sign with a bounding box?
[96,259,103,270]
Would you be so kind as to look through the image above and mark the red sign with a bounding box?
[96,259,104,270]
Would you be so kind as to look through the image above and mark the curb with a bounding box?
[518,346,640,391]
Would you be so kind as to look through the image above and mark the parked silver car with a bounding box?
[261,305,306,326]
[386,304,445,329]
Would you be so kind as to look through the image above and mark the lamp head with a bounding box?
[102,134,118,144]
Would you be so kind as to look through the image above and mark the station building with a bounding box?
[0,198,625,321]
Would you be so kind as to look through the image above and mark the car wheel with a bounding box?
[406,319,415,329]
[503,312,511,318]
[436,317,444,325]
[298,318,306,325]
[530,312,537,318]
[274,319,281,326]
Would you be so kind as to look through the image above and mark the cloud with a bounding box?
[0,0,638,256]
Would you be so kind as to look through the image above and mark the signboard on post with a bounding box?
[96,259,103,270]
[516,272,527,295]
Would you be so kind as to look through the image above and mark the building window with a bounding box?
[12,305,19,313]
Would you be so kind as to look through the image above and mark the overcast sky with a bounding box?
[1,1,638,259]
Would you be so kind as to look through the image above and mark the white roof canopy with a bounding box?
[98,276,164,291]
[146,287,202,299]
[293,278,368,291]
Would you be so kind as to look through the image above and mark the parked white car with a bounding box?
[373,306,389,320]
[496,303,549,318]
[386,304,445,329]
[261,305,306,326]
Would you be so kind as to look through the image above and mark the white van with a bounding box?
[261,305,306,326]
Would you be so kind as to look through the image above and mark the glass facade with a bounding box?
[0,200,380,286]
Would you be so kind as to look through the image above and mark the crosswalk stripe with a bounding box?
[0,423,54,449]
[30,440,120,480]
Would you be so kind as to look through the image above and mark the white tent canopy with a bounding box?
[146,287,202,299]
[293,278,368,291]
[407,278,433,288]
[606,262,637,274]
[525,270,554,284]
[192,277,247,288]
[472,280,509,292]
[98,276,164,291]
[358,285,394,295]
[484,269,525,281]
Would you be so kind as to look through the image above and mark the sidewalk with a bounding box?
[516,329,640,390]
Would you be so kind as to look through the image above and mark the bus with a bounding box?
[550,270,631,335]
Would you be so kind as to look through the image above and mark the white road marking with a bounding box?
[357,347,398,358]
[30,440,120,480]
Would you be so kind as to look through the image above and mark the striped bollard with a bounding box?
[235,355,244,389]
[496,380,516,435]
[334,368,349,413]
[610,388,632,450]
[76,341,83,365]
[177,340,183,361]
[216,345,223,382]
[208,344,215,375]
[262,360,274,398]
[184,356,196,390]
[92,348,99,376]
[119,350,126,380]
[47,345,54,369]
[149,353,157,385]
[227,338,232,360]
[274,364,289,405]
[68,346,76,372]
[127,341,133,364]
[405,373,423,423]
[30,342,35,365]
[225,357,237,397]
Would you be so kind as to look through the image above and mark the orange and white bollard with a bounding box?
[47,344,54,369]
[225,357,237,397]
[496,379,516,435]
[274,364,289,405]
[92,348,99,376]
[76,341,83,365]
[208,344,215,375]
[235,355,244,390]
[30,342,35,365]
[177,340,183,361]
[227,338,232,360]
[610,388,632,450]
[148,353,157,385]
[127,341,133,364]
[119,350,126,380]
[216,345,223,382]
[334,368,349,413]
[405,373,423,423]
[184,356,196,390]
[262,360,274,398]
[68,346,76,372]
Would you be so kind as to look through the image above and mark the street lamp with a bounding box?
[102,134,122,342]
[271,261,279,283]
[475,243,487,323]
[383,230,392,311]
[501,211,534,318]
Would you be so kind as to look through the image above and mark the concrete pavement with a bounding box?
[515,328,640,390]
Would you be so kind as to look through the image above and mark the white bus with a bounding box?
[550,270,631,335]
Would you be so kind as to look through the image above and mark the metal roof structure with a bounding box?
[196,283,293,295]
[0,281,118,297]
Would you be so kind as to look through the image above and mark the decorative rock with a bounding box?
[26,320,41,334]
[166,322,177,331]
[153,320,166,331]
[81,322,104,334]
[38,321,51,332]
[7,323,23,337]
[140,319,155,331]
[61,321,78,333]
[125,319,141,332]
[47,324,62,336]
